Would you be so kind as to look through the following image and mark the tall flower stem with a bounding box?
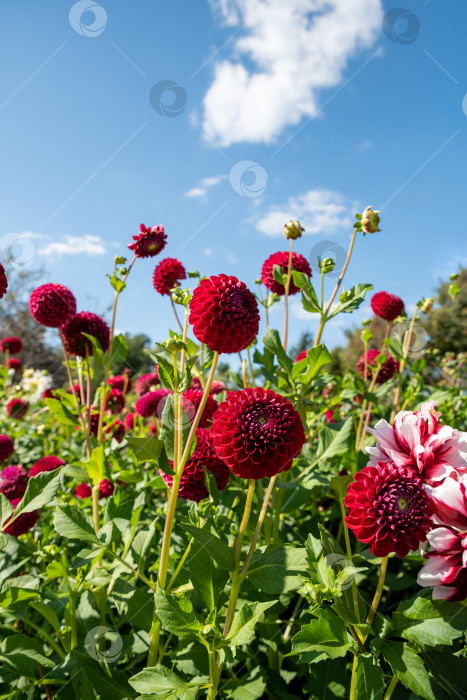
[282,239,294,351]
[59,334,88,443]
[314,228,358,347]
[240,475,276,579]
[170,298,184,333]
[339,498,360,621]
[366,555,388,626]
[391,309,419,418]
[383,677,399,700]
[247,347,256,388]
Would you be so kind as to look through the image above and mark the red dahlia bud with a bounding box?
[5,357,22,373]
[0,337,22,354]
[29,283,76,328]
[261,252,312,296]
[61,312,110,358]
[74,483,92,499]
[357,349,399,383]
[128,224,167,258]
[99,479,114,498]
[29,456,65,477]
[0,264,8,299]
[153,257,187,296]
[189,275,259,354]
[370,292,404,321]
[211,387,306,479]
[6,399,28,419]
[0,435,15,464]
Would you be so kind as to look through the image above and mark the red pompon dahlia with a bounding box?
[124,412,136,430]
[42,388,58,400]
[135,389,171,418]
[345,463,433,557]
[261,251,312,296]
[0,337,22,354]
[191,378,227,394]
[67,384,85,403]
[61,312,110,358]
[211,387,306,479]
[29,456,65,477]
[128,224,167,258]
[105,388,125,415]
[99,479,115,498]
[0,263,7,299]
[74,482,92,499]
[371,292,405,321]
[3,498,39,537]
[0,435,14,463]
[6,399,28,419]
[357,349,399,383]
[182,389,218,429]
[162,428,230,502]
[5,357,22,373]
[153,257,187,296]
[106,420,126,443]
[74,479,114,499]
[295,350,307,363]
[189,275,259,354]
[107,374,132,394]
[0,465,28,499]
[29,283,76,328]
[135,373,160,397]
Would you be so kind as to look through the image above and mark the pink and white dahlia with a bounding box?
[367,401,467,485]
[417,475,467,601]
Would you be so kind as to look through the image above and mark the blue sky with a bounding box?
[1,0,466,353]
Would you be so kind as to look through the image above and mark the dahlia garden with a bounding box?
[1,211,467,700]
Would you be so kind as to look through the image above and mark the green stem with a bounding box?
[282,239,294,351]
[339,498,360,621]
[349,655,358,700]
[240,476,276,580]
[383,676,398,700]
[166,537,194,592]
[246,346,256,388]
[366,555,389,626]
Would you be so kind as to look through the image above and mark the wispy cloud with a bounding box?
[184,174,227,199]
[204,246,238,264]
[38,234,107,257]
[256,188,354,237]
[203,0,383,146]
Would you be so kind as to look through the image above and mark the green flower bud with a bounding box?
[421,298,434,314]
[284,220,304,240]
[319,256,335,274]
[360,206,381,234]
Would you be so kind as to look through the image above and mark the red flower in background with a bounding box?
[106,420,126,443]
[29,283,76,328]
[211,387,306,480]
[135,373,160,397]
[190,378,227,394]
[357,349,399,383]
[153,257,187,296]
[161,428,229,502]
[124,412,136,430]
[345,463,432,557]
[0,264,8,299]
[182,389,218,429]
[107,374,132,394]
[0,337,22,354]
[67,384,85,403]
[5,357,22,373]
[0,436,14,464]
[29,456,66,477]
[3,498,39,537]
[189,275,259,354]
[74,479,115,499]
[105,388,125,415]
[0,465,28,499]
[261,251,312,296]
[295,350,307,363]
[128,224,167,258]
[371,291,404,321]
[61,312,110,357]
[135,389,171,418]
[6,399,28,419]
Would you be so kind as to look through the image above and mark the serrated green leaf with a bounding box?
[45,397,78,426]
[356,654,384,700]
[155,588,203,636]
[226,600,277,645]
[189,539,228,611]
[329,283,373,318]
[289,608,352,663]
[0,635,55,674]
[127,437,165,463]
[54,504,100,544]
[181,524,234,571]
[129,666,198,699]
[9,468,61,520]
[381,641,436,700]
[110,333,128,363]
[246,545,307,593]
[263,328,293,377]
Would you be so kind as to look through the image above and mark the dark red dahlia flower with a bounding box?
[182,389,218,429]
[128,224,167,258]
[74,482,92,499]
[61,312,110,358]
[261,251,312,296]
[67,384,85,403]
[357,349,399,383]
[29,283,76,328]
[295,350,307,363]
[3,498,39,537]
[190,378,227,395]
[74,479,114,499]
[135,389,171,417]
[124,412,136,430]
[105,388,125,415]
[29,456,65,477]
[107,374,132,394]
[135,373,160,397]
[162,428,229,502]
[0,465,28,499]
[189,275,259,354]
[106,420,126,443]
[0,337,22,354]
[0,435,14,464]
[371,292,404,322]
[345,463,432,557]
[152,257,187,296]
[5,357,22,373]
[211,387,306,479]
[0,264,7,299]
[99,479,115,497]
[6,399,28,419]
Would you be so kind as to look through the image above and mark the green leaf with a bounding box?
[329,283,373,318]
[246,545,308,593]
[45,397,78,426]
[0,586,40,611]
[0,494,13,528]
[182,524,234,571]
[54,504,100,544]
[82,332,106,362]
[130,521,158,570]
[11,468,61,519]
[356,654,384,700]
[127,437,165,463]
[392,592,467,646]
[293,344,332,381]
[293,271,320,313]
[226,600,277,645]
[0,635,55,674]
[157,357,175,391]
[129,666,198,700]
[263,328,293,376]
[155,588,203,636]
[425,651,467,697]
[189,539,228,611]
[289,608,352,663]
[110,333,128,363]
[109,271,126,294]
[272,263,286,286]
[81,444,106,486]
[329,474,353,500]
[316,416,354,462]
[71,547,104,568]
[159,395,192,461]
[381,640,436,700]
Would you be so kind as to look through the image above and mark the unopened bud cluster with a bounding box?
[284,220,304,240]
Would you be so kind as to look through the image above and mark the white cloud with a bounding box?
[185,187,207,199]
[204,246,238,263]
[38,235,107,257]
[203,0,383,146]
[184,174,227,199]
[256,188,353,236]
